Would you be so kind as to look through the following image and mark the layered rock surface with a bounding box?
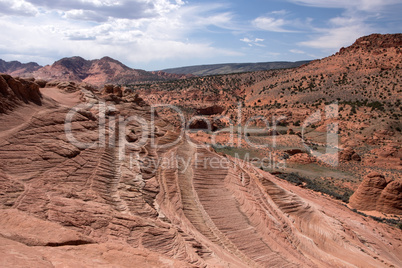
[0,79,401,267]
[350,172,402,214]
[0,74,42,113]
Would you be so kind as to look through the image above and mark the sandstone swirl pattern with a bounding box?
[0,81,401,267]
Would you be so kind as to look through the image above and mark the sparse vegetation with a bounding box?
[276,173,353,203]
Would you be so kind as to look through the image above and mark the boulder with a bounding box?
[340,148,361,162]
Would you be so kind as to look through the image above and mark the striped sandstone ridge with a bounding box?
[156,140,402,267]
[0,79,401,267]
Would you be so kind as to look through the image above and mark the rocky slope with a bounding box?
[0,76,401,267]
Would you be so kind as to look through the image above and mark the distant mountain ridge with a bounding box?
[33,56,194,86]
[0,59,41,77]
[0,56,193,86]
[160,61,311,76]
[0,57,311,86]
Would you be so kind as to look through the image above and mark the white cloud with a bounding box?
[252,13,309,33]
[299,24,372,49]
[251,9,301,33]
[290,49,305,54]
[0,1,240,69]
[253,16,295,32]
[0,0,38,16]
[298,12,374,50]
[64,9,108,22]
[240,37,265,47]
[287,0,401,12]
[174,4,236,31]
[240,37,252,43]
[23,0,183,20]
[271,10,288,15]
[288,0,401,50]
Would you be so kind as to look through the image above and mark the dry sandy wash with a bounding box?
[0,76,401,267]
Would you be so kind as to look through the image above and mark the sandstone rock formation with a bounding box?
[349,172,402,214]
[288,153,316,164]
[0,74,42,113]
[0,76,401,267]
[377,181,402,215]
[196,105,225,115]
[365,144,402,170]
[349,173,388,211]
[339,147,361,162]
[339,33,402,54]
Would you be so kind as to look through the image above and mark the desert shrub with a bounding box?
[276,173,352,203]
[350,105,357,115]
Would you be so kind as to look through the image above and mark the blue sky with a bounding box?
[0,0,401,70]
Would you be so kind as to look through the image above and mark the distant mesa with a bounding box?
[160,61,311,76]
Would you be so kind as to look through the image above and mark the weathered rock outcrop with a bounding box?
[339,147,361,162]
[349,173,387,211]
[349,172,402,214]
[196,105,225,115]
[340,33,402,54]
[376,180,402,215]
[365,144,402,170]
[288,152,316,164]
[0,74,42,113]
